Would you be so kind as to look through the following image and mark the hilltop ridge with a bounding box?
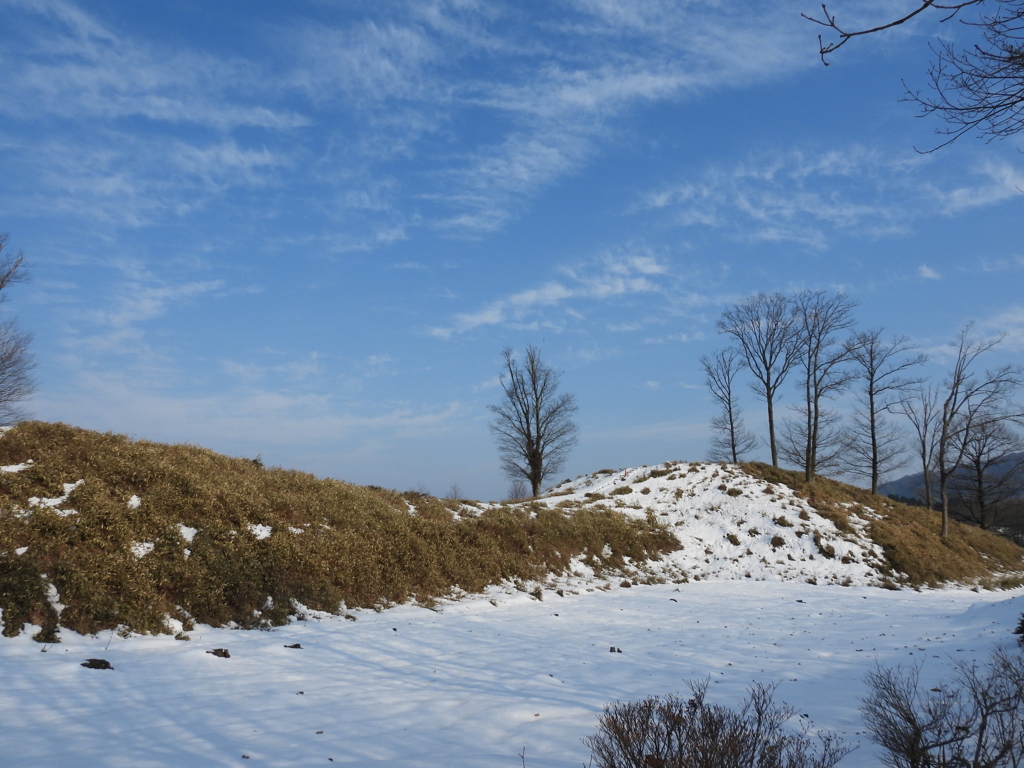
[0,422,1022,641]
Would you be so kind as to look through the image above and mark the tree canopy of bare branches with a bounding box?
[934,324,1024,536]
[488,346,579,498]
[783,290,859,482]
[893,384,943,509]
[949,418,1024,528]
[845,330,927,494]
[717,293,801,468]
[0,234,34,424]
[701,348,759,464]
[806,1,1024,148]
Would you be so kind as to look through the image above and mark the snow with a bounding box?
[130,541,155,559]
[1,582,1022,767]
[3,459,1024,766]
[0,459,32,473]
[247,523,273,540]
[128,494,141,509]
[26,479,84,517]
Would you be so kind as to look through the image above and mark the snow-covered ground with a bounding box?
[2,581,1022,767]
[4,459,1024,766]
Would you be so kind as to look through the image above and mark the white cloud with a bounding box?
[79,279,223,354]
[638,146,1023,249]
[430,250,671,337]
[918,265,942,280]
[937,160,1024,214]
[1,1,306,130]
[982,305,1024,352]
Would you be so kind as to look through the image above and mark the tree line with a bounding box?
[704,290,1024,538]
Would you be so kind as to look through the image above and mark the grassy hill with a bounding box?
[0,422,1022,643]
[0,422,675,641]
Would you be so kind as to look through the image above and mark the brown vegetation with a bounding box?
[0,422,678,640]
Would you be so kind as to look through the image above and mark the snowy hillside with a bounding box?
[520,461,891,587]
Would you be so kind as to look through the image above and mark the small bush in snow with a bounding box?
[585,679,851,768]
[862,648,1024,768]
[814,533,836,560]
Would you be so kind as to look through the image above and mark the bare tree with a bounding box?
[949,418,1024,529]
[701,348,759,463]
[488,346,579,498]
[845,330,927,494]
[894,385,943,509]
[783,289,859,481]
[717,293,801,468]
[806,1,1024,149]
[779,405,848,476]
[504,478,530,502]
[934,324,1024,537]
[0,234,34,424]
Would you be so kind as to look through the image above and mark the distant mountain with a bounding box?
[879,451,1024,503]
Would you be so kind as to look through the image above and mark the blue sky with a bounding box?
[2,0,1022,500]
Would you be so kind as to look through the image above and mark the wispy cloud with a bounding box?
[1,0,307,130]
[936,160,1024,214]
[918,265,942,280]
[0,0,829,240]
[429,250,672,338]
[637,147,1024,249]
[77,278,224,355]
[982,305,1024,352]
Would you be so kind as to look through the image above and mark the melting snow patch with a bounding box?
[0,460,32,473]
[177,524,197,543]
[248,524,272,540]
[42,577,64,618]
[131,542,155,559]
[28,480,83,511]
[15,546,28,556]
[27,480,84,517]
[127,495,141,509]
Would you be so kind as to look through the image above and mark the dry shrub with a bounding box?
[0,422,678,639]
[585,680,851,768]
[862,648,1024,768]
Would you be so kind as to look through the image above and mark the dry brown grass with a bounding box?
[0,422,678,640]
[741,462,1024,587]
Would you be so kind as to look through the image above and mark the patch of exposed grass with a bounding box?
[741,462,1024,587]
[0,422,679,639]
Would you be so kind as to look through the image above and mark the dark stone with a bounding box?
[81,658,113,670]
